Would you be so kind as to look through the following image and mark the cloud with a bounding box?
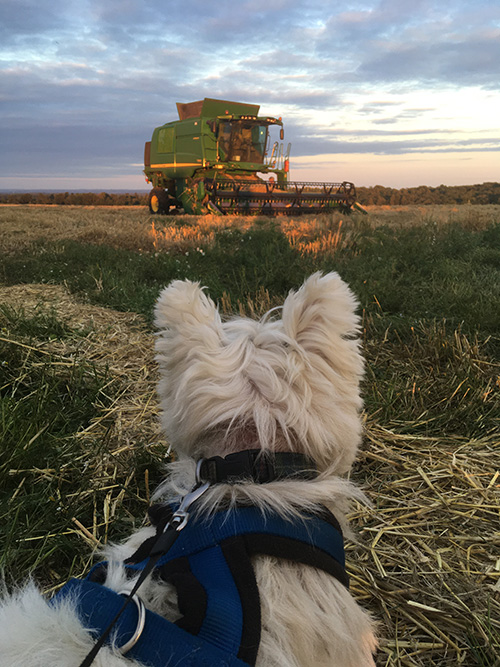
[0,0,68,40]
[0,124,145,177]
[357,31,500,87]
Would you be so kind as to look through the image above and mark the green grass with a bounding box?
[467,616,500,667]
[0,325,104,582]
[0,308,161,585]
[362,316,499,437]
[2,218,499,336]
[2,217,498,441]
[332,219,500,337]
[0,304,74,340]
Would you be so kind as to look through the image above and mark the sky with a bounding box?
[1,0,499,191]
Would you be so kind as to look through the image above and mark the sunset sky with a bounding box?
[1,0,499,191]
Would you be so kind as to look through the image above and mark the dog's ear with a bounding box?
[281,272,363,474]
[281,272,360,348]
[154,279,223,343]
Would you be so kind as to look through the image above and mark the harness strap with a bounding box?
[53,578,251,667]
[122,506,348,666]
[127,506,347,578]
[57,451,347,667]
[73,480,210,667]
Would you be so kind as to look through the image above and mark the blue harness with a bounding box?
[51,455,348,666]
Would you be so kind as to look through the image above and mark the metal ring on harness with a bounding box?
[117,590,146,655]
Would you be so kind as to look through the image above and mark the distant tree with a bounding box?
[1,183,498,207]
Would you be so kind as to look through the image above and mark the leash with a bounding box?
[77,479,210,667]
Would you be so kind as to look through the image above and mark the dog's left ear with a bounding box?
[281,272,360,349]
[154,279,223,346]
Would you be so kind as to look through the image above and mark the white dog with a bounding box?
[0,272,377,667]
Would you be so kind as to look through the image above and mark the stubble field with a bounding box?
[1,203,499,666]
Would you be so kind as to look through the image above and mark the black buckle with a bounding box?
[198,450,262,484]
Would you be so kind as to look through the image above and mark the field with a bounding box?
[1,203,499,666]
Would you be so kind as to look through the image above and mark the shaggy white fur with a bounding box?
[0,272,377,666]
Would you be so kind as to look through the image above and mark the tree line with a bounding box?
[0,191,147,206]
[1,182,499,207]
[355,182,500,206]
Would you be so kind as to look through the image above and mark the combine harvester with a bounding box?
[143,98,366,216]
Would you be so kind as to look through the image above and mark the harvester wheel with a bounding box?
[148,188,170,215]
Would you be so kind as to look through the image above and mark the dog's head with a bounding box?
[154,272,364,475]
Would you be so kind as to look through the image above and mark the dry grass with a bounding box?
[351,425,500,665]
[2,203,497,259]
[0,283,161,451]
[0,206,152,254]
[0,284,164,562]
[360,205,500,231]
[149,212,348,256]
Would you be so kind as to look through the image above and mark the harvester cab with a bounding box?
[216,117,283,165]
[144,97,362,215]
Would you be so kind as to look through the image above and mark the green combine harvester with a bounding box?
[144,98,366,215]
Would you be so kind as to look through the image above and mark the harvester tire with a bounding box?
[148,188,170,215]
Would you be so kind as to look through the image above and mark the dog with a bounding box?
[0,272,377,666]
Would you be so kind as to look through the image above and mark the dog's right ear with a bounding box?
[154,280,223,343]
[281,272,360,349]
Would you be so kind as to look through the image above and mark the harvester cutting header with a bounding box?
[144,98,365,215]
